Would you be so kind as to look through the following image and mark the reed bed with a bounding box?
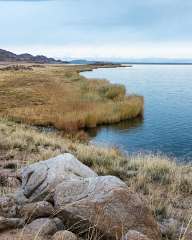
[0,64,143,131]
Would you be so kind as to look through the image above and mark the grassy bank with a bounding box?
[0,64,143,131]
[0,118,191,239]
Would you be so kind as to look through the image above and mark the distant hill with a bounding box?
[69,59,100,64]
[0,49,68,64]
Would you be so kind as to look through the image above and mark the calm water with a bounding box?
[81,65,192,162]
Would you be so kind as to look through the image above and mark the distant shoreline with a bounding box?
[120,62,192,65]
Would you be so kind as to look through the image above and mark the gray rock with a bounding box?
[184,231,192,240]
[54,176,161,240]
[53,217,65,232]
[19,201,54,221]
[159,218,179,238]
[0,216,25,231]
[52,230,78,240]
[24,217,64,236]
[122,230,151,240]
[126,170,138,178]
[15,153,97,203]
[0,230,46,240]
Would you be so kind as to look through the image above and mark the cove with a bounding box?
[81,64,192,162]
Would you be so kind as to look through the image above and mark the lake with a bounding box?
[81,64,192,162]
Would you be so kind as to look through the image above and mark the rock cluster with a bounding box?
[0,153,161,240]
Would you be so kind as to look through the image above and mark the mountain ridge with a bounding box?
[0,48,68,64]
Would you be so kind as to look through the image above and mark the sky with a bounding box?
[1,0,192,60]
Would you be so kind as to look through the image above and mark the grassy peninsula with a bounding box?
[0,64,143,131]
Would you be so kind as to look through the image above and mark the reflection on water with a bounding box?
[87,116,143,138]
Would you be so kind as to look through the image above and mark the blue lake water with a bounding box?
[81,65,192,162]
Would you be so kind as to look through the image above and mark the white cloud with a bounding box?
[4,42,192,60]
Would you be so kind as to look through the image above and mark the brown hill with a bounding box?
[0,48,67,64]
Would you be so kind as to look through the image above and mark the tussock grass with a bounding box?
[0,118,68,196]
[71,143,192,193]
[0,64,143,131]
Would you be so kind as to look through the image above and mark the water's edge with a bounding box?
[81,65,192,162]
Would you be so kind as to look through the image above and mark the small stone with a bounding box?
[0,216,25,231]
[122,230,150,240]
[52,230,78,240]
[0,230,46,240]
[159,218,178,238]
[126,170,138,178]
[52,218,65,232]
[19,201,54,221]
[24,218,64,236]
[184,230,192,240]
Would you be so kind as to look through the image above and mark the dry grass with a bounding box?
[0,118,67,195]
[0,64,191,239]
[0,118,67,159]
[0,64,143,131]
[0,118,191,240]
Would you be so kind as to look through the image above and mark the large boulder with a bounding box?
[15,154,97,203]
[54,176,161,240]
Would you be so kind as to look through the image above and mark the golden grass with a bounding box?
[0,64,143,131]
[0,118,67,165]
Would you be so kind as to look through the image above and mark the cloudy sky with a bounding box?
[1,0,192,60]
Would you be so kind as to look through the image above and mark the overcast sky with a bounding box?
[1,0,192,60]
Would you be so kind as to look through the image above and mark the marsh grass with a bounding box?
[0,64,143,131]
